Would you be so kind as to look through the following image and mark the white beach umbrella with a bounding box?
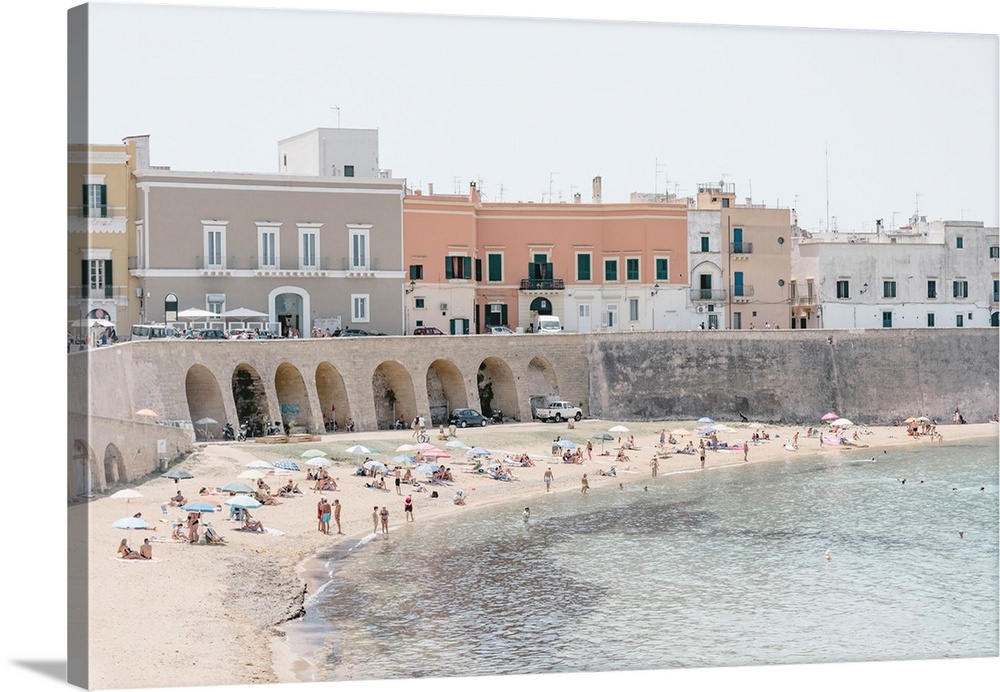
[110,489,143,503]
[832,418,854,427]
[609,425,630,433]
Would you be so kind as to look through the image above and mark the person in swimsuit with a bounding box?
[543,467,554,493]
[372,506,379,534]
[380,506,390,534]
[404,495,414,522]
[581,474,589,493]
[117,539,143,559]
[139,538,153,559]
[320,498,332,535]
[333,499,343,534]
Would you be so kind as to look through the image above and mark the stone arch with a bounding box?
[426,359,468,425]
[477,357,518,418]
[529,296,553,315]
[71,439,96,496]
[373,361,416,430]
[526,356,560,416]
[269,285,311,337]
[316,362,351,432]
[103,442,125,487]
[275,362,314,434]
[231,363,270,436]
[185,364,228,441]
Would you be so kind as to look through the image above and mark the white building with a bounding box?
[277,127,381,178]
[791,215,1000,329]
[687,208,726,329]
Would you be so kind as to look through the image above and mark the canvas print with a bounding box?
[65,3,998,691]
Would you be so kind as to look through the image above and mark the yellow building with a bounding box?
[67,137,145,344]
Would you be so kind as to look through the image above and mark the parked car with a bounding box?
[192,329,227,340]
[413,326,445,335]
[487,325,515,335]
[535,400,584,422]
[449,408,488,428]
[339,328,385,337]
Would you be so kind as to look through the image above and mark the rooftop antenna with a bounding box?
[825,142,830,232]
[655,158,667,196]
[499,183,505,203]
[915,192,922,216]
[330,105,340,128]
[453,177,461,194]
[549,172,560,204]
[891,211,900,228]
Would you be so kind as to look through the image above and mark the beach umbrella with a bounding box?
[393,454,416,464]
[696,417,715,424]
[222,307,269,319]
[305,458,331,468]
[224,496,261,509]
[135,408,159,419]
[446,440,470,449]
[395,443,416,452]
[238,469,267,480]
[109,489,143,502]
[178,307,217,319]
[609,425,630,433]
[180,501,217,513]
[671,429,692,437]
[917,416,930,422]
[414,442,437,451]
[300,449,328,459]
[713,424,736,433]
[245,460,273,469]
[592,432,614,441]
[273,459,300,471]
[556,439,577,449]
[195,416,218,438]
[363,460,388,473]
[219,481,255,494]
[821,412,839,421]
[113,515,149,547]
[162,469,194,484]
[467,446,491,457]
[831,418,854,427]
[422,448,451,459]
[415,463,439,474]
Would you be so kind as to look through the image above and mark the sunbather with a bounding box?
[168,491,186,507]
[117,538,144,559]
[241,511,264,532]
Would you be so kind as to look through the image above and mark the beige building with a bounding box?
[132,166,407,336]
[67,138,146,343]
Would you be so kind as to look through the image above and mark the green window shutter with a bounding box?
[100,185,107,215]
[104,259,113,297]
[81,185,88,213]
[463,256,472,279]
[488,254,502,282]
[475,258,482,282]
[81,260,89,297]
[445,257,453,279]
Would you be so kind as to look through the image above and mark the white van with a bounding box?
[533,315,562,334]
[130,324,179,340]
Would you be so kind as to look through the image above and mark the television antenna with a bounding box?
[330,105,340,128]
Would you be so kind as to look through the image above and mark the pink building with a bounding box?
[404,183,689,334]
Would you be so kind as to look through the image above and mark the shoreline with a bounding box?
[81,419,998,689]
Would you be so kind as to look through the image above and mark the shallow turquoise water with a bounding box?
[288,438,998,680]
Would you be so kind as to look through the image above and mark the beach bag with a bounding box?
[431,491,439,498]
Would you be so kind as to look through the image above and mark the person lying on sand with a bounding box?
[168,491,186,507]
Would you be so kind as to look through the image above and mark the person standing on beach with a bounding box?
[659,429,666,445]
[380,506,390,534]
[372,506,379,534]
[319,498,332,535]
[317,498,326,533]
[743,440,749,462]
[581,474,590,493]
[699,441,706,470]
[404,494,414,522]
[333,499,343,534]
[586,440,593,461]
[650,456,659,478]
[395,468,402,495]
[523,507,530,522]
[544,467,554,493]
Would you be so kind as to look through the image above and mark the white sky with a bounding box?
[75,1,998,232]
[4,4,1000,692]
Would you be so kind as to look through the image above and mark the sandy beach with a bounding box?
[77,418,998,689]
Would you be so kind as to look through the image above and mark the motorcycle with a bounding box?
[222,423,236,441]
[491,409,504,424]
[237,423,247,442]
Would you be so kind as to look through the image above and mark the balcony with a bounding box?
[520,278,565,291]
[730,242,754,254]
[689,288,727,302]
[793,294,817,307]
[731,284,755,301]
[68,285,131,301]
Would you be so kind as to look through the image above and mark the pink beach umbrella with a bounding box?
[422,448,451,459]
[821,412,839,421]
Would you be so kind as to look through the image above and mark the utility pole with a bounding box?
[330,105,340,128]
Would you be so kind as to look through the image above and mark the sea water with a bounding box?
[287,438,998,680]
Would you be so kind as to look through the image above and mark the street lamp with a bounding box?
[404,280,416,335]
[650,283,660,330]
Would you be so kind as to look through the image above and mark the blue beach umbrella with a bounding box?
[697,417,715,424]
[556,439,577,449]
[180,501,218,513]
[219,481,255,494]
[273,459,300,471]
[112,516,150,530]
[467,446,491,456]
[224,496,262,509]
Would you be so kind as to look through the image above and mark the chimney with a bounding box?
[592,176,602,204]
[428,182,434,195]
[469,181,480,204]
[573,193,582,204]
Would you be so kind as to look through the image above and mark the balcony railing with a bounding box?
[77,205,109,218]
[793,295,817,306]
[68,285,130,300]
[171,256,388,272]
[731,284,755,298]
[730,242,754,254]
[689,288,727,302]
[520,278,565,291]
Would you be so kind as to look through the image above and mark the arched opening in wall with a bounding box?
[526,356,560,418]
[185,364,228,441]
[426,359,468,425]
[992,312,999,327]
[316,362,351,432]
[72,439,95,497]
[274,291,305,338]
[103,443,124,487]
[275,362,313,434]
[372,361,417,430]
[232,364,270,438]
[477,357,518,419]
[529,296,553,316]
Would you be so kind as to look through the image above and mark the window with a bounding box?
[626,258,639,282]
[956,314,964,327]
[487,253,502,282]
[344,165,355,177]
[605,259,618,282]
[300,230,317,269]
[882,311,893,328]
[700,236,710,253]
[352,294,369,322]
[605,303,618,329]
[990,246,999,258]
[926,313,935,327]
[576,253,592,281]
[414,297,425,309]
[994,279,999,303]
[956,236,964,249]
[475,258,483,282]
[953,280,969,298]
[206,228,224,269]
[734,271,745,297]
[789,281,797,303]
[257,222,281,270]
[409,265,423,280]
[836,280,850,299]
[81,258,112,298]
[82,177,107,218]
[445,255,472,279]
[629,297,639,321]
[883,280,896,298]
[655,258,669,281]
[207,293,225,315]
[806,280,815,304]
[927,280,937,299]
[349,227,369,270]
